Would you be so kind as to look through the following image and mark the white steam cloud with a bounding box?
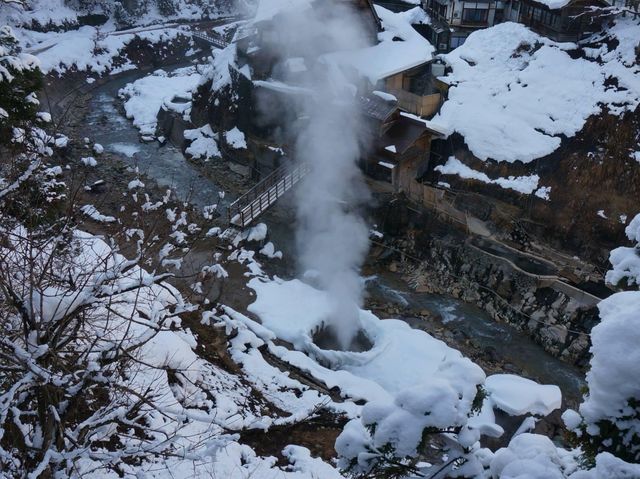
[270,1,373,349]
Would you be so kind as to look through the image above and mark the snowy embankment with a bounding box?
[119,66,230,160]
[57,233,346,478]
[118,66,202,138]
[435,19,640,164]
[233,270,565,477]
[0,0,230,77]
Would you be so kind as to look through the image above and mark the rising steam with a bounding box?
[271,1,373,349]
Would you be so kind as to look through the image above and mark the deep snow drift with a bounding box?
[435,20,640,163]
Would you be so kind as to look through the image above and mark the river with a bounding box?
[81,66,229,209]
[81,65,586,407]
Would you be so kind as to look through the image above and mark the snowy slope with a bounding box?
[435,20,640,163]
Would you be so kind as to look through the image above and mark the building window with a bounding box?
[450,35,466,49]
[462,7,489,23]
[429,0,447,19]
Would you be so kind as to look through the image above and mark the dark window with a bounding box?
[462,7,488,23]
[429,0,447,19]
[450,35,466,48]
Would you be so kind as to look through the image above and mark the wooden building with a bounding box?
[382,63,443,117]
[360,95,445,190]
[422,0,506,51]
[507,0,609,42]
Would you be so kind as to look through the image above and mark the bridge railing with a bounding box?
[228,162,309,228]
[191,30,228,49]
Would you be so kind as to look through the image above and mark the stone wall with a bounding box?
[404,236,598,367]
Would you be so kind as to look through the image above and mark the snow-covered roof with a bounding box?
[530,0,571,9]
[400,111,447,137]
[322,6,434,84]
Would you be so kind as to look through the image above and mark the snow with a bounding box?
[19,25,185,76]
[93,143,104,154]
[81,156,97,167]
[400,111,448,136]
[246,222,268,242]
[79,204,116,223]
[128,179,145,190]
[119,67,201,137]
[54,135,69,148]
[201,43,237,91]
[485,374,562,416]
[41,233,349,479]
[259,242,283,259]
[561,409,582,430]
[384,145,396,153]
[490,433,579,479]
[578,291,640,435]
[372,90,397,102]
[109,143,140,158]
[322,6,434,84]
[534,0,571,8]
[225,126,247,149]
[571,452,640,479]
[606,214,640,286]
[535,186,552,200]
[435,156,540,195]
[597,210,607,219]
[435,20,640,163]
[247,277,485,404]
[184,124,221,159]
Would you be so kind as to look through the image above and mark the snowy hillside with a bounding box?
[435,19,640,163]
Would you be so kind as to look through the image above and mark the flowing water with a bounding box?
[365,273,586,404]
[81,67,229,210]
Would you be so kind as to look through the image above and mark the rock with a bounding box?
[229,162,251,177]
[503,363,519,373]
[483,346,501,362]
[388,262,398,273]
[542,324,568,345]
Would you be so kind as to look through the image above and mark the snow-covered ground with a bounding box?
[119,66,202,137]
[236,272,566,476]
[435,19,640,163]
[0,0,235,77]
[435,156,550,197]
[13,22,187,75]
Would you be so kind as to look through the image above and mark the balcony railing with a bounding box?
[388,88,442,117]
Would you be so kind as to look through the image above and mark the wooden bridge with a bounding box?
[191,30,229,49]
[227,162,310,229]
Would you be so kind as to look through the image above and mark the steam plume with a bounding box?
[273,2,372,349]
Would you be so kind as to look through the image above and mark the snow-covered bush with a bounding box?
[0,25,42,141]
[564,213,640,464]
[606,214,640,287]
[336,373,487,477]
[489,433,580,479]
[0,223,209,476]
